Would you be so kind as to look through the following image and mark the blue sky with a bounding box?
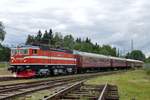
[0,0,150,56]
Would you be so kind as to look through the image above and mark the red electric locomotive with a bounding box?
[8,45,144,78]
[9,45,77,77]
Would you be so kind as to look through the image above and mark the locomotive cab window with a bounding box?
[11,49,18,55]
[32,49,37,54]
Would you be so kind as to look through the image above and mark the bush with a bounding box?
[0,45,10,61]
[144,67,150,75]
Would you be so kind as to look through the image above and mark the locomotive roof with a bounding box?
[39,46,73,53]
[73,50,143,62]
[109,56,126,61]
[73,50,109,59]
[11,45,40,49]
[126,59,143,63]
[12,45,73,53]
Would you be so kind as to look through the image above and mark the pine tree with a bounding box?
[26,35,34,45]
[85,37,91,44]
[76,38,81,43]
[42,30,49,44]
[0,22,6,42]
[48,29,54,45]
[36,30,42,41]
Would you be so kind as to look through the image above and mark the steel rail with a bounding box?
[98,82,108,100]
[0,71,121,100]
[43,80,85,100]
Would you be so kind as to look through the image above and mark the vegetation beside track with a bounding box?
[0,63,6,68]
[0,68,11,75]
[11,71,122,100]
[144,67,150,75]
[0,71,121,85]
[86,69,150,100]
[0,63,11,76]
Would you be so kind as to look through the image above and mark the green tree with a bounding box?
[92,43,100,53]
[74,42,82,50]
[0,22,6,42]
[53,32,63,48]
[81,42,93,52]
[0,22,10,61]
[42,30,49,44]
[0,44,10,61]
[26,35,35,45]
[63,34,74,49]
[126,50,145,61]
[99,45,117,56]
[85,37,91,44]
[76,38,81,43]
[48,29,54,45]
[145,56,150,63]
[36,30,42,41]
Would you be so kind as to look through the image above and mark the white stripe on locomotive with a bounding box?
[24,56,76,61]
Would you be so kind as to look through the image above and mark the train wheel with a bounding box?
[66,67,73,74]
[37,69,50,77]
[52,69,58,75]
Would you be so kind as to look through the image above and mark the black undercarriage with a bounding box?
[8,65,132,77]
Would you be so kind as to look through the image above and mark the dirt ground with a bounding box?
[0,68,12,76]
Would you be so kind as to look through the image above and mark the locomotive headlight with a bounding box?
[11,57,16,62]
[24,59,27,62]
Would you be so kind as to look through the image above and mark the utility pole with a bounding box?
[117,48,120,57]
[131,39,134,52]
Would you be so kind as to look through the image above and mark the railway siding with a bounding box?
[44,81,119,100]
[0,71,122,100]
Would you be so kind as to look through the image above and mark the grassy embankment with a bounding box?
[86,69,150,100]
[0,63,11,75]
[0,63,6,68]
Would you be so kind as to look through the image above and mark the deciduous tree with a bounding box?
[0,22,6,42]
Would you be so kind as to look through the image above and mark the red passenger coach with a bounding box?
[111,57,127,68]
[126,59,144,68]
[9,46,77,77]
[73,51,111,72]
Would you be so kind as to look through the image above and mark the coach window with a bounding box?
[32,49,37,54]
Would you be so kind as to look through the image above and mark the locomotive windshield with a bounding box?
[11,49,19,55]
[11,49,28,55]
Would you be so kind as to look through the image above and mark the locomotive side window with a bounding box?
[32,49,37,54]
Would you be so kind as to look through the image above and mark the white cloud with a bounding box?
[0,0,150,56]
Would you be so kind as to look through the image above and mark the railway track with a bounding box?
[0,71,122,100]
[0,76,19,82]
[0,70,127,82]
[44,81,119,100]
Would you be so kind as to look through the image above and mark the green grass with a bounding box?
[0,63,11,75]
[86,70,150,100]
[0,63,6,68]
[144,67,150,75]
